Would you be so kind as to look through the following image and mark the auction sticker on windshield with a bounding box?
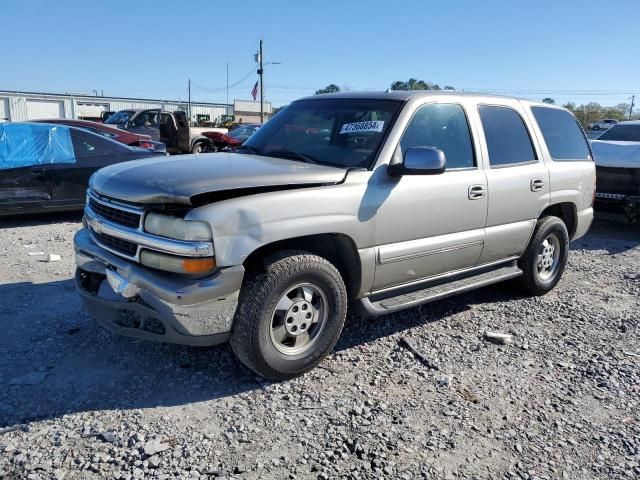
[339,121,385,134]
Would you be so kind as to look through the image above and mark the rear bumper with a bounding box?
[595,193,640,219]
[74,228,243,346]
[572,207,594,241]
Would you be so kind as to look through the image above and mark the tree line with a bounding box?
[542,99,638,126]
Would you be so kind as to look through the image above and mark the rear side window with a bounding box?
[479,106,537,167]
[531,107,591,161]
[400,103,475,169]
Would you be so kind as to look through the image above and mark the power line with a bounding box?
[190,66,257,93]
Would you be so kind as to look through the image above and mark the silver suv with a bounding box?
[74,91,595,380]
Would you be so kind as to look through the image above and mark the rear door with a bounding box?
[476,103,550,263]
[48,130,126,207]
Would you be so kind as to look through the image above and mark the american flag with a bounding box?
[251,81,258,101]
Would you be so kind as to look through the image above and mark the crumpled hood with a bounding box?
[591,140,640,169]
[90,152,347,205]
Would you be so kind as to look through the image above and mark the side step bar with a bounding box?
[359,265,523,316]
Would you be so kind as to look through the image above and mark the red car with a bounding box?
[32,118,160,149]
[202,123,261,151]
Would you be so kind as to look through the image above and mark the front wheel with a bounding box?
[230,251,348,381]
[517,216,569,296]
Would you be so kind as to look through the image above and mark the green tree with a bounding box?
[542,98,555,104]
[315,84,340,95]
[390,78,444,91]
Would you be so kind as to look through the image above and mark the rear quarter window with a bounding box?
[531,107,591,161]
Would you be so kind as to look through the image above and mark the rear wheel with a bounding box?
[517,216,569,295]
[191,142,204,154]
[230,251,348,380]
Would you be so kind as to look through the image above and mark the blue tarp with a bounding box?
[0,123,76,170]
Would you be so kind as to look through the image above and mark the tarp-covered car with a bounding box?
[591,120,640,221]
[0,122,166,216]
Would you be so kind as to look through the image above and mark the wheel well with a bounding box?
[242,234,361,299]
[540,203,577,238]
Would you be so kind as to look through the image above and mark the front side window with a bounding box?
[104,110,134,125]
[243,99,402,168]
[597,124,640,142]
[479,105,536,167]
[531,106,591,161]
[132,111,159,127]
[399,103,475,169]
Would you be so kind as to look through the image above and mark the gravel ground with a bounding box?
[0,213,638,480]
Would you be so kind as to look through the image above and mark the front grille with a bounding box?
[89,198,141,228]
[93,231,138,257]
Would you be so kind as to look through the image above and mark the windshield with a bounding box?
[597,124,640,142]
[105,110,135,125]
[243,98,403,168]
[229,124,260,141]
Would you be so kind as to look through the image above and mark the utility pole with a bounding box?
[226,63,229,108]
[188,78,191,124]
[258,39,264,123]
[630,95,635,120]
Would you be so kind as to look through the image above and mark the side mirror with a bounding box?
[388,146,446,177]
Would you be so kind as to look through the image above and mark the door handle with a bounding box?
[30,167,48,174]
[468,185,486,200]
[530,178,545,192]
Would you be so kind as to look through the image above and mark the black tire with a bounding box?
[517,216,569,296]
[191,142,203,154]
[230,250,348,381]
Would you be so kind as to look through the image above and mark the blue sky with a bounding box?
[1,0,638,107]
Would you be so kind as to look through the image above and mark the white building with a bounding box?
[0,90,233,125]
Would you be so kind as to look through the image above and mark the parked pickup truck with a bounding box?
[74,91,595,380]
[587,118,618,131]
[105,109,228,154]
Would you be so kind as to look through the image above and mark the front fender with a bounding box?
[185,180,373,267]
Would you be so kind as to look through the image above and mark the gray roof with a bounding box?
[298,90,523,102]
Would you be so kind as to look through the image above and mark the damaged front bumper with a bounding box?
[74,228,243,346]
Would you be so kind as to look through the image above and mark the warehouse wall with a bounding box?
[0,91,232,123]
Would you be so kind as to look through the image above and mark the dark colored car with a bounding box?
[202,123,261,151]
[591,121,640,222]
[0,122,166,216]
[31,118,165,151]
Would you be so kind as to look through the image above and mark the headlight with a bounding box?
[144,212,212,241]
[140,250,216,275]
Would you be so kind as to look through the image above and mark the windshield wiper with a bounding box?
[266,149,319,164]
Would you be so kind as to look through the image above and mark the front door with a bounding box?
[172,111,191,153]
[476,104,550,263]
[372,102,488,291]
